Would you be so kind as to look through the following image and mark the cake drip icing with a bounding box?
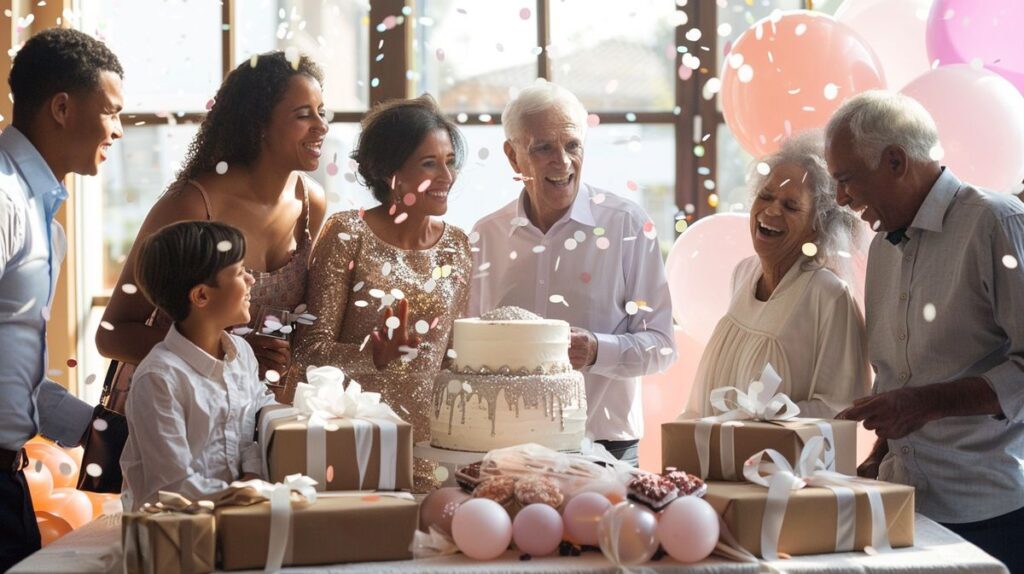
[432,370,585,437]
[450,362,573,376]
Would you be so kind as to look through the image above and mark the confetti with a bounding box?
[509,250,518,260]
[564,238,578,251]
[415,320,429,335]
[519,7,531,19]
[216,241,233,253]
[593,227,605,236]
[58,462,74,477]
[326,465,335,483]
[326,162,338,176]
[353,281,364,292]
[85,374,97,386]
[923,303,936,322]
[441,265,452,277]
[592,193,606,205]
[580,272,592,283]
[423,278,437,293]
[394,212,408,224]
[418,179,432,192]
[478,147,489,160]
[756,162,771,176]
[823,83,839,101]
[266,369,281,383]
[573,230,586,243]
[215,161,228,175]
[587,113,601,128]
[121,283,138,294]
[596,237,611,250]
[446,349,458,359]
[660,347,673,356]
[93,418,109,432]
[447,379,462,395]
[468,231,480,244]
[738,64,754,83]
[99,321,114,332]
[625,301,640,315]
[928,144,944,161]
[382,262,393,276]
[85,463,103,478]
[675,220,688,233]
[391,288,405,299]
[549,294,565,304]
[403,193,416,206]
[801,242,818,257]
[1003,255,1019,269]
[369,288,386,298]
[435,48,445,61]
[66,358,77,368]
[385,316,401,329]
[532,245,546,254]
[434,466,450,482]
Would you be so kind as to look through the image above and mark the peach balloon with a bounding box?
[24,459,54,504]
[721,10,886,158]
[84,491,119,519]
[37,487,92,529]
[26,443,79,489]
[639,328,704,473]
[36,513,73,547]
[65,446,84,468]
[562,492,611,546]
[657,497,720,563]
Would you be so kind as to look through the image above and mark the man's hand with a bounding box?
[245,334,291,380]
[855,437,889,479]
[837,387,937,440]
[371,299,421,370]
[568,327,598,369]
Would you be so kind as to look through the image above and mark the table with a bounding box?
[11,513,1007,574]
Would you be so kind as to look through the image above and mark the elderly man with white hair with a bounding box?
[468,82,677,466]
[828,90,1024,571]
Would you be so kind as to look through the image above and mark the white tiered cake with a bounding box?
[430,306,587,452]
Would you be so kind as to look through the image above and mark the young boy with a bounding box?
[120,221,277,511]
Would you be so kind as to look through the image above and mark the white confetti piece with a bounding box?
[415,320,429,335]
[802,242,818,257]
[434,466,450,482]
[100,321,114,331]
[216,241,232,253]
[385,316,401,329]
[121,283,138,294]
[564,238,578,251]
[369,288,386,298]
[573,230,586,243]
[659,347,673,356]
[756,162,771,176]
[823,83,839,101]
[85,463,103,477]
[353,281,364,292]
[447,379,462,395]
[923,303,936,322]
[266,369,281,383]
[625,301,640,315]
[93,418,109,432]
[596,237,611,250]
[509,250,518,260]
[446,349,458,359]
[1003,255,1018,269]
[423,278,437,293]
[738,64,754,83]
[391,288,405,299]
[338,232,352,241]
[215,161,228,175]
[549,294,564,304]
[468,231,480,244]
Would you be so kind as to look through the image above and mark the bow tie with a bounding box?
[885,227,907,245]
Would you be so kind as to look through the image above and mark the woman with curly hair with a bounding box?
[97,51,329,409]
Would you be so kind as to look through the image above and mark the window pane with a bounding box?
[80,0,221,112]
[98,124,200,289]
[234,0,370,111]
[549,0,677,112]
[716,122,754,214]
[413,0,538,113]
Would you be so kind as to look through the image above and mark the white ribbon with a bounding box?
[742,436,891,560]
[229,474,318,573]
[287,366,402,491]
[694,363,838,479]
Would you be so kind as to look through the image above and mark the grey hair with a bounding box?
[750,131,859,273]
[501,81,589,143]
[825,90,939,169]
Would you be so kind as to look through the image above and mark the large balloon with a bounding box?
[638,329,704,473]
[35,487,92,529]
[835,0,934,91]
[25,442,79,489]
[36,512,73,547]
[721,10,886,158]
[665,213,755,346]
[24,460,54,504]
[926,0,1024,93]
[901,64,1024,192]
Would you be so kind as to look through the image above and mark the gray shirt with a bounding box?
[868,168,1024,523]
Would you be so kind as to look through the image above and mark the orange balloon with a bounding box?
[26,444,79,489]
[64,446,84,468]
[35,487,92,529]
[638,329,704,473]
[83,491,119,519]
[36,513,73,546]
[720,10,886,158]
[24,459,54,504]
[26,435,49,446]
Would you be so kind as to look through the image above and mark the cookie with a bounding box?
[626,473,679,510]
[473,476,517,505]
[455,461,485,493]
[514,476,564,508]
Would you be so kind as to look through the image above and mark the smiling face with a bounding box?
[63,70,124,176]
[750,162,818,266]
[392,128,457,218]
[201,261,255,328]
[825,126,900,232]
[262,74,328,172]
[504,106,584,227]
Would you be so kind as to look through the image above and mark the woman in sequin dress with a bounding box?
[291,95,471,491]
[97,52,329,410]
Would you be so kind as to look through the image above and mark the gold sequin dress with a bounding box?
[290,210,471,491]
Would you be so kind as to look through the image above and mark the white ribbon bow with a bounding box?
[225,474,319,573]
[742,436,891,560]
[709,363,801,422]
[264,366,402,492]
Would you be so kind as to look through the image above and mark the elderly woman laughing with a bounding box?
[683,132,870,419]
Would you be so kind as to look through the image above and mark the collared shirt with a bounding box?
[868,168,1024,523]
[0,127,93,451]
[120,325,278,511]
[469,183,677,441]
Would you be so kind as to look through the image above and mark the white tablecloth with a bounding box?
[11,513,1008,574]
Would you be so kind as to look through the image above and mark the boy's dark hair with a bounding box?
[177,51,323,183]
[9,27,124,128]
[352,94,466,204]
[134,221,246,322]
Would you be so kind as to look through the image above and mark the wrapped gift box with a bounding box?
[705,480,915,557]
[662,418,857,481]
[216,493,418,570]
[122,511,215,574]
[262,409,413,491]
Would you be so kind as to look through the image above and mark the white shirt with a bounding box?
[469,184,677,441]
[867,169,1024,523]
[0,127,93,451]
[683,255,870,419]
[120,325,277,511]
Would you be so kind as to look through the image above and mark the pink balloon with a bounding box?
[901,64,1024,192]
[419,487,471,536]
[721,10,886,158]
[665,213,755,346]
[562,492,611,546]
[597,502,660,566]
[639,329,704,473]
[451,498,512,560]
[835,0,933,91]
[512,504,563,556]
[926,0,1024,93]
[657,497,720,563]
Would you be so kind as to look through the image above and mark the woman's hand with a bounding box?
[371,299,421,370]
[245,334,291,380]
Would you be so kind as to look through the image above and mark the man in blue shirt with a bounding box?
[0,28,122,571]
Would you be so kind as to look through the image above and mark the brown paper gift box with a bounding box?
[661,419,857,480]
[264,415,413,491]
[122,512,216,574]
[216,493,419,570]
[704,480,915,557]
